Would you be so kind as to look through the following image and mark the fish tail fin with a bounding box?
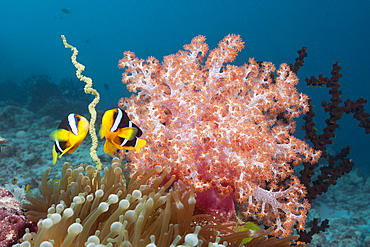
[52,145,58,164]
[135,138,146,153]
[118,127,138,140]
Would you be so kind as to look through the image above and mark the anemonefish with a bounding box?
[296,241,307,246]
[100,108,146,154]
[25,184,30,193]
[50,113,89,164]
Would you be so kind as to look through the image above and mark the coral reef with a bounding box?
[193,188,235,224]
[118,34,320,237]
[3,183,26,202]
[0,187,37,247]
[0,74,91,120]
[59,77,91,104]
[23,75,64,112]
[0,79,27,106]
[1,36,367,246]
[0,106,36,132]
[308,216,369,247]
[287,47,370,244]
[304,62,369,136]
[17,158,300,246]
[0,136,11,154]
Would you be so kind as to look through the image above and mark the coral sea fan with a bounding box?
[118,34,320,237]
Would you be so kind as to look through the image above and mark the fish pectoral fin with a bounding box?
[50,129,69,141]
[52,145,58,164]
[104,140,118,154]
[118,127,138,141]
[68,134,86,148]
[135,138,146,153]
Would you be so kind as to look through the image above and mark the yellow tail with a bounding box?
[135,138,146,153]
[52,145,58,164]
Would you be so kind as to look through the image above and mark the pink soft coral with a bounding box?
[118,34,320,237]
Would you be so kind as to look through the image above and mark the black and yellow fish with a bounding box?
[100,108,146,154]
[50,113,89,164]
[25,184,30,193]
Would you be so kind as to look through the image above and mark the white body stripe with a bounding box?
[68,114,79,135]
[55,140,63,152]
[120,121,133,146]
[110,108,122,132]
[121,138,129,146]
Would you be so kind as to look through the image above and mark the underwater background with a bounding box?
[0,0,370,246]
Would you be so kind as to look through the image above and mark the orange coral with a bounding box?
[118,34,320,237]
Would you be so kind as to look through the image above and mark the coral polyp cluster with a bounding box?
[118,35,320,236]
[15,158,298,246]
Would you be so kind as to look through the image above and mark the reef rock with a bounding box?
[0,187,37,247]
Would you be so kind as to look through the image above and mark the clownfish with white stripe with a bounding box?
[100,108,146,154]
[50,113,89,164]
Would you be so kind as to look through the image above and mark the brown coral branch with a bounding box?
[0,136,11,154]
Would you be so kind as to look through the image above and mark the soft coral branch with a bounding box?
[118,34,320,237]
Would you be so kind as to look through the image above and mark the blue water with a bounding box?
[3,0,368,172]
[0,0,369,244]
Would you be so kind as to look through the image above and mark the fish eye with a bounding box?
[76,116,80,121]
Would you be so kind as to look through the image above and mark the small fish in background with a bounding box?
[100,108,146,154]
[50,113,89,164]
[52,178,61,186]
[296,241,307,246]
[25,184,31,193]
[12,178,18,185]
[103,83,109,90]
[61,8,71,14]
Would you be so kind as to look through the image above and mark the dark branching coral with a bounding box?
[14,75,93,119]
[0,80,28,105]
[297,218,329,244]
[59,77,92,104]
[295,52,360,203]
[22,75,63,110]
[19,158,300,246]
[288,47,369,244]
[305,62,369,135]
